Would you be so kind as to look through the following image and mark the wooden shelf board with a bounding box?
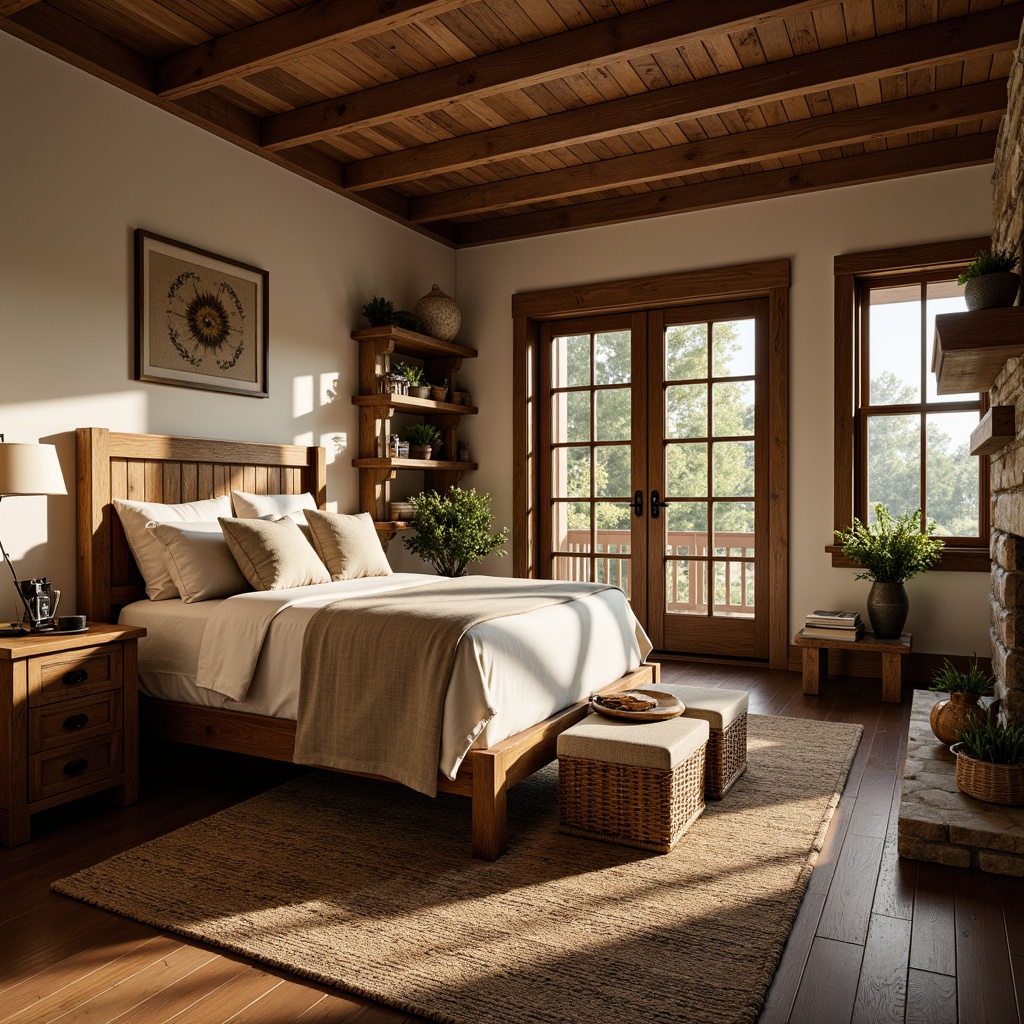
[352,394,478,415]
[932,306,1024,394]
[353,458,478,471]
[352,325,477,360]
[970,405,1016,456]
[373,521,414,533]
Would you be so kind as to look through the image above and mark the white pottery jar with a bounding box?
[414,284,461,342]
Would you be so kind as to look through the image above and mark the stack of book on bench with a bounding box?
[801,610,864,641]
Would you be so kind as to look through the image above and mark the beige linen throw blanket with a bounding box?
[295,576,615,795]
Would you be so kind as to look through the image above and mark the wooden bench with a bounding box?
[794,629,912,703]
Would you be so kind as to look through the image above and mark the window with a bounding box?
[833,238,992,571]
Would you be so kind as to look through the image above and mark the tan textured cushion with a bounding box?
[114,495,232,600]
[557,714,709,770]
[148,522,250,603]
[231,490,318,519]
[661,685,748,731]
[304,510,392,580]
[219,517,330,591]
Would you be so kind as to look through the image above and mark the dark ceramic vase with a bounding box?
[866,581,909,638]
[964,272,1020,311]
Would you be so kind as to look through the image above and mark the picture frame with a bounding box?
[134,229,269,398]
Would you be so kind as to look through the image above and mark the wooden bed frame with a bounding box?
[75,426,658,859]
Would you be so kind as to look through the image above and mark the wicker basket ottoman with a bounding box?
[557,714,709,853]
[661,685,748,799]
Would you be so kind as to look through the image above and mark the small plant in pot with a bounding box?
[928,655,992,745]
[951,715,1024,806]
[392,361,429,398]
[403,486,508,577]
[403,422,441,460]
[957,247,1020,310]
[835,504,943,638]
[361,296,397,327]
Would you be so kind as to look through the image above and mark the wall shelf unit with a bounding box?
[352,325,478,548]
[932,306,1024,395]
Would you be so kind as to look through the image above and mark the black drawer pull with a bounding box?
[63,669,89,686]
[63,758,89,776]
[63,714,89,731]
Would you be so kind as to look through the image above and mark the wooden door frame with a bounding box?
[512,260,791,669]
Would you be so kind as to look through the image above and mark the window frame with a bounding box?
[832,237,993,572]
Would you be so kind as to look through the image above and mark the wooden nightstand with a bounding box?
[0,622,146,846]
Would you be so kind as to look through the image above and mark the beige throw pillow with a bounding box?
[219,516,330,591]
[114,495,232,600]
[304,510,393,580]
[148,522,250,603]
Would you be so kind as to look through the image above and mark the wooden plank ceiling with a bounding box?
[3,0,1021,247]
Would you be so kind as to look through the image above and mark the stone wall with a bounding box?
[989,22,1024,722]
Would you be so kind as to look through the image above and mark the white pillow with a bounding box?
[304,510,393,580]
[231,490,318,519]
[148,522,250,603]
[113,495,232,600]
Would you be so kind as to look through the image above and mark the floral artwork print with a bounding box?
[166,270,245,371]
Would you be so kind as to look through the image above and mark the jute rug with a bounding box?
[54,714,862,1024]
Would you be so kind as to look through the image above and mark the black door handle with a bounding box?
[618,491,643,517]
[651,490,669,518]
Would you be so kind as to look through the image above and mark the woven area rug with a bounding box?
[54,714,862,1024]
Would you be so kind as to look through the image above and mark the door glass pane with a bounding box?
[554,334,590,388]
[665,323,707,380]
[595,445,630,498]
[867,414,921,516]
[552,554,592,582]
[594,501,631,594]
[595,387,630,441]
[712,380,754,436]
[553,501,590,553]
[713,560,754,618]
[713,501,754,554]
[666,442,707,498]
[595,331,631,385]
[553,446,591,498]
[927,411,979,536]
[925,280,971,403]
[666,384,707,438]
[667,559,706,613]
[553,391,590,443]
[667,501,708,540]
[712,319,755,377]
[868,284,921,404]
[712,441,754,497]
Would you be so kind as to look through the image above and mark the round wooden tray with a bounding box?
[590,688,684,721]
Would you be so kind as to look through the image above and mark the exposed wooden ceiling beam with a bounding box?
[261,0,828,151]
[407,80,1008,222]
[343,5,1022,191]
[157,0,468,101]
[451,132,998,246]
[0,1,41,15]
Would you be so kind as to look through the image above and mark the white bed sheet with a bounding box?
[120,573,652,780]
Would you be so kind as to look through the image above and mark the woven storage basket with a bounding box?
[951,744,1024,806]
[558,743,706,853]
[705,711,748,799]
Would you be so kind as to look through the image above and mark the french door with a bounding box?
[538,300,770,660]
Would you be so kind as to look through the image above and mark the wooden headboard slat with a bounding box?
[77,428,327,623]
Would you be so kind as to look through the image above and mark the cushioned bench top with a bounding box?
[660,684,748,731]
[557,713,709,770]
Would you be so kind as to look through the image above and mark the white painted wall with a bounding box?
[456,167,996,656]
[0,33,454,609]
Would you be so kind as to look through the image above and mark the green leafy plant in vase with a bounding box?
[834,504,943,638]
[927,655,992,744]
[404,486,508,577]
[951,716,1024,805]
[957,247,1020,310]
[392,361,429,397]
[361,296,397,326]
[403,422,441,459]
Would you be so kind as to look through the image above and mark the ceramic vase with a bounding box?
[866,581,909,638]
[929,692,985,745]
[408,444,432,460]
[964,272,1020,310]
[414,285,461,341]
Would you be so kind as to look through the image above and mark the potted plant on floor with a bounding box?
[951,715,1024,806]
[957,247,1020,310]
[928,655,992,744]
[834,504,944,638]
[403,422,441,460]
[403,486,508,576]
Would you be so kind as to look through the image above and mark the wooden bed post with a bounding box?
[471,750,507,861]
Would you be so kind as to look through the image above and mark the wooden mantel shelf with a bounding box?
[932,306,1024,395]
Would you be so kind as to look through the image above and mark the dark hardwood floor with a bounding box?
[1,663,1021,1024]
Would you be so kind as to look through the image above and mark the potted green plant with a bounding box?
[834,504,943,638]
[403,486,508,576]
[957,247,1020,310]
[392,361,429,398]
[361,296,397,327]
[403,422,441,460]
[951,716,1024,805]
[928,655,991,744]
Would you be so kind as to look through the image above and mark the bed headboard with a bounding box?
[76,427,327,623]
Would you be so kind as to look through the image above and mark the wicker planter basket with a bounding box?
[951,743,1024,806]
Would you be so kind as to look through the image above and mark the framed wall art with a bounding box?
[134,229,269,398]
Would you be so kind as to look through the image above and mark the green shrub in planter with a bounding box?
[403,423,441,447]
[954,717,1024,765]
[404,486,508,577]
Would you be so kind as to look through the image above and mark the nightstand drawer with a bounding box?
[27,645,123,707]
[29,733,123,802]
[28,692,123,753]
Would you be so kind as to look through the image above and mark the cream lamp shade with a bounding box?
[0,443,67,497]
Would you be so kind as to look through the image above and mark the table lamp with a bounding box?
[0,437,68,633]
